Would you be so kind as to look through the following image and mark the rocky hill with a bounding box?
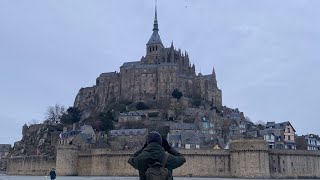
[9,124,62,157]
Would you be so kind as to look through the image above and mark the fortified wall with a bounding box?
[6,155,55,175]
[7,139,320,178]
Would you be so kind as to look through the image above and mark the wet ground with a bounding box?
[0,175,311,180]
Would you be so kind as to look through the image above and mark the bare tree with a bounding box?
[45,104,66,124]
[27,119,39,125]
[255,120,266,126]
[245,116,252,122]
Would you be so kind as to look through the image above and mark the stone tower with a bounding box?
[229,139,270,178]
[56,145,79,176]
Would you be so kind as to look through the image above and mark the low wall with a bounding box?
[6,155,55,176]
[269,149,320,179]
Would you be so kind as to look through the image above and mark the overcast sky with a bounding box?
[1,0,319,144]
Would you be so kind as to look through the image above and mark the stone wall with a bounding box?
[174,150,230,177]
[6,140,320,178]
[6,155,55,175]
[77,149,230,177]
[269,149,320,178]
[56,145,78,176]
[229,139,270,178]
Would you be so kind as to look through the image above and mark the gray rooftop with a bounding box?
[168,134,181,143]
[147,31,163,45]
[260,128,282,137]
[109,128,148,136]
[181,130,201,145]
[169,122,197,130]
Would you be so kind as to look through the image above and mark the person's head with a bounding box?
[147,131,162,145]
[52,168,55,171]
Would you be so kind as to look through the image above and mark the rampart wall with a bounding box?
[6,155,55,176]
[269,149,320,179]
[6,140,320,178]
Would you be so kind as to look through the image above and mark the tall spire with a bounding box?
[153,0,159,31]
[147,0,162,45]
[212,66,217,83]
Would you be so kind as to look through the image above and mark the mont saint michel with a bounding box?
[2,1,320,179]
[74,8,221,121]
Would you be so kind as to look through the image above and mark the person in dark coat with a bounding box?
[128,131,186,180]
[49,168,56,180]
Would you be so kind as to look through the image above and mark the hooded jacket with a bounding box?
[128,142,186,180]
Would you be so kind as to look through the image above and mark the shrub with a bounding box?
[136,102,149,110]
[172,89,183,99]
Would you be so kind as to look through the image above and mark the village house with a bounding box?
[118,111,146,123]
[108,128,148,150]
[167,129,204,149]
[59,124,96,149]
[262,121,296,149]
[296,134,320,150]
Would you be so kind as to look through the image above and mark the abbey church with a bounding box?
[74,5,222,118]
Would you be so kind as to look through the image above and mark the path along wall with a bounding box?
[6,155,55,176]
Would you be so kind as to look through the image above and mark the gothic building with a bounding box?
[74,6,222,119]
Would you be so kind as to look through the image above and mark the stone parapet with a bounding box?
[229,139,269,152]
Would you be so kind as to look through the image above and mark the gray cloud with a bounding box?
[0,0,319,144]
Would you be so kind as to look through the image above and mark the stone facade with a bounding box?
[73,6,222,120]
[7,139,320,178]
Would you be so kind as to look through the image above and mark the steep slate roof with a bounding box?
[60,125,94,140]
[119,111,145,116]
[169,122,197,130]
[148,31,163,45]
[109,128,148,137]
[168,134,181,143]
[180,130,201,145]
[121,61,178,70]
[266,121,296,132]
[60,130,81,139]
[79,133,93,143]
[260,128,282,137]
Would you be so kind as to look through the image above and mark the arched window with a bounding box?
[156,46,158,51]
[150,47,152,52]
